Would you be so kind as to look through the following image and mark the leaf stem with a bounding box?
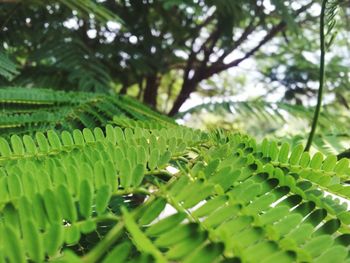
[82,194,158,262]
[82,220,125,263]
[305,0,327,151]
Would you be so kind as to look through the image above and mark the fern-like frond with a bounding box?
[0,51,19,81]
[16,39,113,92]
[280,132,350,156]
[178,99,348,130]
[324,0,339,49]
[0,121,349,262]
[11,0,123,24]
[0,87,175,137]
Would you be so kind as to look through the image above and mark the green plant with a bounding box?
[0,88,350,262]
[0,87,173,137]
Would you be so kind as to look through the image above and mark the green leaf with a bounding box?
[303,235,333,257]
[337,211,350,224]
[32,194,48,230]
[73,129,85,145]
[11,135,24,155]
[79,180,93,218]
[299,152,310,167]
[127,146,138,168]
[95,185,112,215]
[285,224,314,245]
[315,246,347,263]
[119,158,131,188]
[104,160,118,191]
[57,185,77,222]
[149,149,160,171]
[22,219,44,262]
[322,155,337,172]
[122,207,167,263]
[61,131,74,146]
[0,137,12,157]
[260,206,289,225]
[334,158,349,174]
[124,127,134,142]
[132,163,145,187]
[137,146,147,164]
[23,135,37,154]
[155,223,199,247]
[65,224,81,245]
[94,161,106,189]
[94,127,105,141]
[268,141,279,161]
[102,242,132,263]
[106,125,116,144]
[183,243,223,263]
[36,132,50,152]
[7,174,23,198]
[79,219,96,234]
[139,198,167,225]
[158,150,171,168]
[4,225,26,263]
[45,223,64,256]
[115,126,125,143]
[204,159,220,178]
[245,193,276,214]
[146,212,187,236]
[310,152,324,169]
[278,142,290,163]
[289,144,303,165]
[192,195,228,218]
[43,189,61,223]
[261,251,295,263]
[67,165,80,196]
[0,176,9,202]
[208,167,240,191]
[83,128,95,143]
[182,184,214,209]
[166,231,207,260]
[261,138,269,156]
[47,130,62,150]
[203,204,241,228]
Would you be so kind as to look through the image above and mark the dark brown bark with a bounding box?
[168,79,196,117]
[119,83,128,94]
[164,77,176,112]
[137,79,144,100]
[143,74,160,108]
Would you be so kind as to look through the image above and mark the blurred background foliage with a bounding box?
[1,0,350,154]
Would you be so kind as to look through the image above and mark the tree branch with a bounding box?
[183,13,217,81]
[216,19,257,63]
[199,1,314,81]
[200,21,286,80]
[169,1,313,116]
[0,2,21,31]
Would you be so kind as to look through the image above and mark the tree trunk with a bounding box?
[168,80,196,117]
[143,74,159,108]
[119,83,128,94]
[137,79,144,100]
